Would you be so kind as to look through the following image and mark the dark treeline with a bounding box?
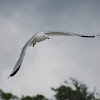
[0,78,100,100]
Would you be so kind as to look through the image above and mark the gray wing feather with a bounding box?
[44,31,95,38]
[8,33,37,78]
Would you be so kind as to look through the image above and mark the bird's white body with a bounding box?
[29,33,49,46]
[8,31,98,78]
[35,33,48,42]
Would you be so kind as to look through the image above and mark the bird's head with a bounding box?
[43,34,50,40]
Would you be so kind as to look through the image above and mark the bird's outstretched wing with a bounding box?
[8,33,37,78]
[44,31,96,38]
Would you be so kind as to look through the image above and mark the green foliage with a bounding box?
[21,95,33,100]
[21,94,48,100]
[0,78,100,100]
[33,94,48,100]
[0,89,18,100]
[52,78,100,100]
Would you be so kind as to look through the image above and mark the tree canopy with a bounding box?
[0,78,100,100]
[52,78,99,100]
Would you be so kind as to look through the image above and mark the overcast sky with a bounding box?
[0,0,100,99]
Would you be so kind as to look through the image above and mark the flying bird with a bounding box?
[8,31,98,78]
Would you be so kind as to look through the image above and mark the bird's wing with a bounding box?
[8,33,37,78]
[44,31,95,38]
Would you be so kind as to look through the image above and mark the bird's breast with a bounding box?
[35,36,45,42]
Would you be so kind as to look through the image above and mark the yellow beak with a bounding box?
[46,37,50,39]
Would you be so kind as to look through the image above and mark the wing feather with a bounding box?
[8,33,37,78]
[44,31,95,38]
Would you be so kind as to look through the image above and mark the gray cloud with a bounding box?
[0,0,100,98]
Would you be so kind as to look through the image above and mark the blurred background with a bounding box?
[0,0,100,99]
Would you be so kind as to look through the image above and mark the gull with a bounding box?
[8,31,98,78]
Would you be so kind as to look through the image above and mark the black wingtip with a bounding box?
[81,35,95,38]
[8,65,21,78]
